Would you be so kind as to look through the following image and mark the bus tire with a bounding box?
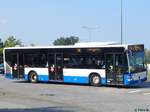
[29,71,38,83]
[89,74,101,87]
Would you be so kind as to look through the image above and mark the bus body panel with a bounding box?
[24,68,49,82]
[124,71,147,85]
[63,68,106,84]
[4,62,13,79]
[24,67,106,84]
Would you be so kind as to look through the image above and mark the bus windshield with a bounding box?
[128,51,145,73]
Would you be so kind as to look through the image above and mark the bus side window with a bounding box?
[115,54,124,66]
[40,54,47,67]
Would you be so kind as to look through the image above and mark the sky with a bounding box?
[0,0,150,48]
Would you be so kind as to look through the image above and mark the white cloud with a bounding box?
[0,19,7,25]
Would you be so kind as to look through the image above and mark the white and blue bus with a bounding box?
[3,42,147,86]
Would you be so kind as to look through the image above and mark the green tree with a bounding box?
[53,36,79,45]
[0,36,22,63]
[3,36,22,47]
[145,48,150,64]
[0,38,3,54]
[30,43,36,46]
[0,39,3,63]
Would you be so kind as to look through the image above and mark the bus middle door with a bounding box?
[48,53,63,81]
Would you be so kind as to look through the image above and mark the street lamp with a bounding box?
[121,0,123,44]
[81,26,100,42]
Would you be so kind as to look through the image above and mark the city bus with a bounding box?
[3,42,147,86]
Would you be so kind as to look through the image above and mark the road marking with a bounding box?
[127,90,142,94]
[143,93,150,95]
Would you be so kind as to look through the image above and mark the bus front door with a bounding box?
[12,53,24,79]
[48,54,63,81]
[105,53,124,85]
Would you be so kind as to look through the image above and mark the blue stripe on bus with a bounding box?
[38,75,49,82]
[101,77,106,84]
[24,74,106,84]
[124,74,130,85]
[5,73,13,79]
[64,76,106,84]
[128,77,147,85]
[24,75,28,80]
[64,76,89,84]
[124,74,147,85]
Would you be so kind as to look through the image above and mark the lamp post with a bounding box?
[81,26,100,42]
[121,0,123,44]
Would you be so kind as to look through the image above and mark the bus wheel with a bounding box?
[29,72,38,83]
[90,74,101,86]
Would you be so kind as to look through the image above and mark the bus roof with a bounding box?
[4,42,143,50]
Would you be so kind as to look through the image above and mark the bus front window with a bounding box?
[128,51,145,73]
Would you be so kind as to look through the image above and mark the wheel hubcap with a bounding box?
[31,73,36,81]
[93,76,100,84]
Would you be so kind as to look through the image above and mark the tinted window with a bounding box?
[63,54,104,69]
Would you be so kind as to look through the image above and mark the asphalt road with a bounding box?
[0,75,150,112]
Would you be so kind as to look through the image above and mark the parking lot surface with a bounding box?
[0,75,150,112]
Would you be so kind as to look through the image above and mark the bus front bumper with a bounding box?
[124,72,147,86]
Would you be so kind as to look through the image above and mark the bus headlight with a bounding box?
[127,75,132,81]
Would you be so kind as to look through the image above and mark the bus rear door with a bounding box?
[12,53,24,79]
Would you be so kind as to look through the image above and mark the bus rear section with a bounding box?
[4,49,24,79]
